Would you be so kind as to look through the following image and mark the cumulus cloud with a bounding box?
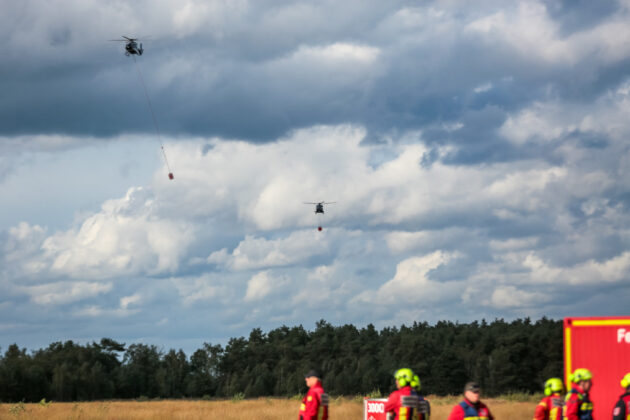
[355,251,461,307]
[523,251,630,286]
[41,186,194,279]
[73,292,142,318]
[171,274,228,306]
[24,281,112,305]
[244,271,290,302]
[209,230,331,270]
[487,286,549,309]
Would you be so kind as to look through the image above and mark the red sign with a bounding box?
[364,398,387,420]
[564,316,630,420]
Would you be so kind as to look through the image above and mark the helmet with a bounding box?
[621,372,630,389]
[411,374,421,391]
[569,368,593,383]
[544,378,564,396]
[394,368,415,387]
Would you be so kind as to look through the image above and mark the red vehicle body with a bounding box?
[564,316,630,420]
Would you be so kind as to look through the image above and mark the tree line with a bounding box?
[0,317,562,402]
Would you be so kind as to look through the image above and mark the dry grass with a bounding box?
[0,396,538,419]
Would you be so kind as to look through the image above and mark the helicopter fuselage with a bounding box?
[125,42,143,56]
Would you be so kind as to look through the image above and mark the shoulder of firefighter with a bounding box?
[563,388,593,420]
[447,399,493,420]
[612,392,630,420]
[385,386,426,420]
[534,395,564,420]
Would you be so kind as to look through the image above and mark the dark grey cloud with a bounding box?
[2,0,629,163]
[547,0,620,34]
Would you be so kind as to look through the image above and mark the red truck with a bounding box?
[564,316,630,420]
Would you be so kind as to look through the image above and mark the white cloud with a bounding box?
[3,223,48,275]
[524,252,630,286]
[171,274,228,305]
[386,231,431,254]
[24,281,112,305]
[209,230,331,271]
[292,43,381,64]
[465,2,630,66]
[291,264,340,308]
[474,82,493,93]
[487,286,548,309]
[244,271,290,302]
[120,293,142,310]
[489,237,539,252]
[73,303,140,318]
[172,0,247,38]
[354,251,461,306]
[40,186,194,279]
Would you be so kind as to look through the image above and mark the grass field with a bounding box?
[0,396,539,419]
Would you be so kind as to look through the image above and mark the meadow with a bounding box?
[0,395,539,419]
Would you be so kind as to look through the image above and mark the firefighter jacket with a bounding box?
[299,380,328,420]
[613,391,630,420]
[385,385,423,420]
[447,398,494,420]
[534,393,564,420]
[563,385,593,420]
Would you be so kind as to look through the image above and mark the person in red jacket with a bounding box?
[563,368,593,420]
[534,378,565,420]
[299,369,328,420]
[447,381,494,420]
[612,372,630,420]
[385,368,420,420]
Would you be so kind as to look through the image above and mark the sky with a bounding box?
[1,0,630,355]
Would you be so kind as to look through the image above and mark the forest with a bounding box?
[0,318,562,402]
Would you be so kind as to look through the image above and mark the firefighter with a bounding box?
[385,368,420,420]
[534,378,565,420]
[447,381,494,420]
[564,368,593,420]
[612,372,630,420]
[411,373,431,420]
[299,369,328,420]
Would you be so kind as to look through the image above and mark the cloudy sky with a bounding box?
[1,0,630,354]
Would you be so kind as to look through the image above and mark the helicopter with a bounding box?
[304,201,336,214]
[109,36,144,56]
[304,201,336,231]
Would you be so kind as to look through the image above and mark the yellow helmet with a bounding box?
[621,372,630,389]
[544,378,564,396]
[394,368,414,387]
[569,368,593,383]
[411,374,421,391]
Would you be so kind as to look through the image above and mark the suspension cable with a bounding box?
[132,55,173,177]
